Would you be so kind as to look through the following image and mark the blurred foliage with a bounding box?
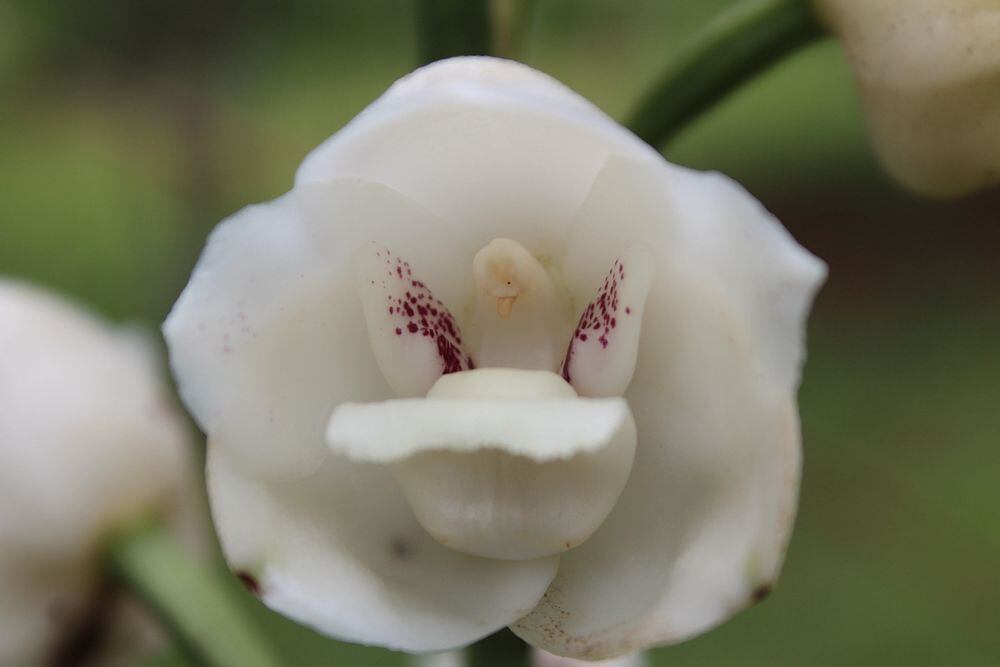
[1,0,998,665]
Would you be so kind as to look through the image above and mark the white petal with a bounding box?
[296,57,654,257]
[561,245,654,397]
[0,281,186,557]
[817,0,1000,196]
[327,369,636,560]
[352,242,473,397]
[164,180,470,479]
[207,446,557,652]
[514,157,825,659]
[0,281,188,665]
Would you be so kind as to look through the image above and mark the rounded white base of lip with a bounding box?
[327,369,637,561]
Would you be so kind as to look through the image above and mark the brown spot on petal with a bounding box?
[751,583,772,604]
[236,571,261,596]
[390,538,414,561]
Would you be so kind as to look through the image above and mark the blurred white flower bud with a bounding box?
[0,280,191,666]
[817,0,1000,197]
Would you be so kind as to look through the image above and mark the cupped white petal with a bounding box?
[326,369,637,560]
[817,0,1000,196]
[164,179,471,479]
[514,157,825,659]
[296,57,654,256]
[207,446,557,652]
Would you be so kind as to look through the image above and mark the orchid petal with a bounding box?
[327,369,636,561]
[164,180,470,479]
[514,156,826,659]
[207,447,557,652]
[296,57,654,257]
[561,245,654,397]
[353,243,473,397]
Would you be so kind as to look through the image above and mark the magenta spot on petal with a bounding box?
[373,245,475,376]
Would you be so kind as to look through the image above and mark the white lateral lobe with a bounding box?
[561,245,653,398]
[353,243,473,398]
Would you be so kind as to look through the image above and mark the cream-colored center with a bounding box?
[467,238,571,371]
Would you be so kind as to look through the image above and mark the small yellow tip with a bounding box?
[497,296,516,319]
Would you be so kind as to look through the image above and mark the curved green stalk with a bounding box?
[626,0,826,149]
[467,628,531,667]
[106,520,280,667]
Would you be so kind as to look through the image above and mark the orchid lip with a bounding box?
[326,368,637,560]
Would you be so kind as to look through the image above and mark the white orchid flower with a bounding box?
[165,57,825,660]
[0,280,190,667]
[817,0,1000,197]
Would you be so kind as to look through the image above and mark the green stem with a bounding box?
[626,0,825,149]
[105,520,281,667]
[415,0,493,65]
[467,628,530,667]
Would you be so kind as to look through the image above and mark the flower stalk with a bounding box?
[105,519,280,667]
[626,0,825,149]
[468,628,531,667]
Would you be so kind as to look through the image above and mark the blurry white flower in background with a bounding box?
[419,647,648,667]
[0,280,192,667]
[817,0,1000,197]
[165,57,825,659]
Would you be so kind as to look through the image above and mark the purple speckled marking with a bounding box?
[561,257,633,382]
[377,248,473,374]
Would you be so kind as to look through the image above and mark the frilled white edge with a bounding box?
[510,156,825,659]
[0,280,188,666]
[327,397,629,462]
[165,57,824,657]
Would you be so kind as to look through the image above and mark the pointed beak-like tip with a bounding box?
[497,296,517,319]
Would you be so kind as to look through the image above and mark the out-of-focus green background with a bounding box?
[2,1,998,665]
